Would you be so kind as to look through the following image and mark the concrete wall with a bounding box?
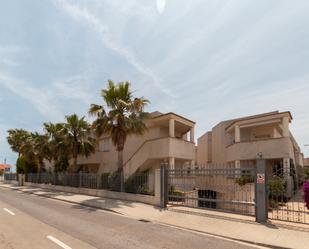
[197,132,212,165]
[24,182,161,206]
[211,121,232,164]
[76,113,195,176]
[226,137,294,161]
[124,137,195,178]
[23,169,162,206]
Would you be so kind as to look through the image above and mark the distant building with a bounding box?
[304,158,309,168]
[197,111,304,173]
[0,164,11,174]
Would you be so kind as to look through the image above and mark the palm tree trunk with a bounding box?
[118,150,124,192]
[73,156,78,172]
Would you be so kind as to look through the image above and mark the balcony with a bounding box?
[124,137,195,177]
[226,137,294,161]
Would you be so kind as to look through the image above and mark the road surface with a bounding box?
[0,187,262,249]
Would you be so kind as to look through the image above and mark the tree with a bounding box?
[7,129,39,173]
[89,80,149,191]
[31,132,50,173]
[62,114,96,171]
[7,129,31,157]
[43,122,68,170]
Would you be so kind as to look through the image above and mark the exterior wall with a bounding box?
[304,158,309,168]
[24,182,161,206]
[75,112,195,177]
[211,121,233,164]
[197,112,301,170]
[197,132,212,165]
[226,137,294,161]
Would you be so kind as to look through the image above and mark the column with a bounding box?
[283,158,292,198]
[283,158,290,175]
[235,125,240,143]
[169,157,175,170]
[169,119,175,138]
[182,132,188,141]
[190,160,195,168]
[190,127,195,143]
[282,117,289,137]
[235,160,241,169]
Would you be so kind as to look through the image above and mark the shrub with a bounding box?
[236,175,254,186]
[268,178,287,209]
[125,171,149,194]
[168,186,184,202]
[16,156,37,174]
[304,168,309,181]
[54,156,69,172]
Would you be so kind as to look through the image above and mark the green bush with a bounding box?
[16,156,37,174]
[124,171,150,195]
[304,168,309,181]
[54,156,69,172]
[236,175,254,186]
[268,178,288,208]
[101,173,111,189]
[168,186,184,202]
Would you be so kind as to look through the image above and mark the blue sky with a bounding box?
[0,0,309,167]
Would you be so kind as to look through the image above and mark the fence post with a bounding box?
[255,159,268,223]
[160,163,168,208]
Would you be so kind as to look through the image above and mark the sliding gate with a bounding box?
[166,166,256,216]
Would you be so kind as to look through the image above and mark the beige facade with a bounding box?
[197,111,304,174]
[76,112,196,178]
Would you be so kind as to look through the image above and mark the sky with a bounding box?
[0,0,309,167]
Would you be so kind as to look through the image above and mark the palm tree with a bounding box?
[62,114,96,171]
[31,132,50,173]
[44,122,67,163]
[7,129,31,157]
[89,80,149,191]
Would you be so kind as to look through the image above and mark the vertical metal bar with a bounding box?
[160,164,167,208]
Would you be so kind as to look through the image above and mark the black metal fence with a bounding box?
[26,171,154,196]
[4,173,17,181]
[267,166,309,224]
[167,166,256,216]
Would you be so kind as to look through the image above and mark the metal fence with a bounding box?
[166,166,256,216]
[26,171,154,196]
[4,173,17,181]
[267,166,309,224]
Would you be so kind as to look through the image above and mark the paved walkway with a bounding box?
[1,183,309,249]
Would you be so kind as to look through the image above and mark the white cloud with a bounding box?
[52,0,175,98]
[52,75,92,104]
[156,0,166,14]
[0,72,64,121]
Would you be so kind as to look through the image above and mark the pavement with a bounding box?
[1,183,309,249]
[0,186,260,249]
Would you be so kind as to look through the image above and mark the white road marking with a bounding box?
[47,236,72,249]
[3,208,15,216]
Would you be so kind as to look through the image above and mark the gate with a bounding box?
[166,165,256,216]
[267,164,309,224]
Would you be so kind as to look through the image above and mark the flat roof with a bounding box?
[151,112,196,124]
[225,111,293,130]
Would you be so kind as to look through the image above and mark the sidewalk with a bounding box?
[1,183,309,249]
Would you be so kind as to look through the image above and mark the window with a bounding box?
[100,138,111,152]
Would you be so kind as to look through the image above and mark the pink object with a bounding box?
[304,182,309,209]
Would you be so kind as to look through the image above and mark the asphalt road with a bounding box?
[0,187,261,249]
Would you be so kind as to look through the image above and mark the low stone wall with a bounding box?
[24,182,161,206]
[4,180,19,185]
